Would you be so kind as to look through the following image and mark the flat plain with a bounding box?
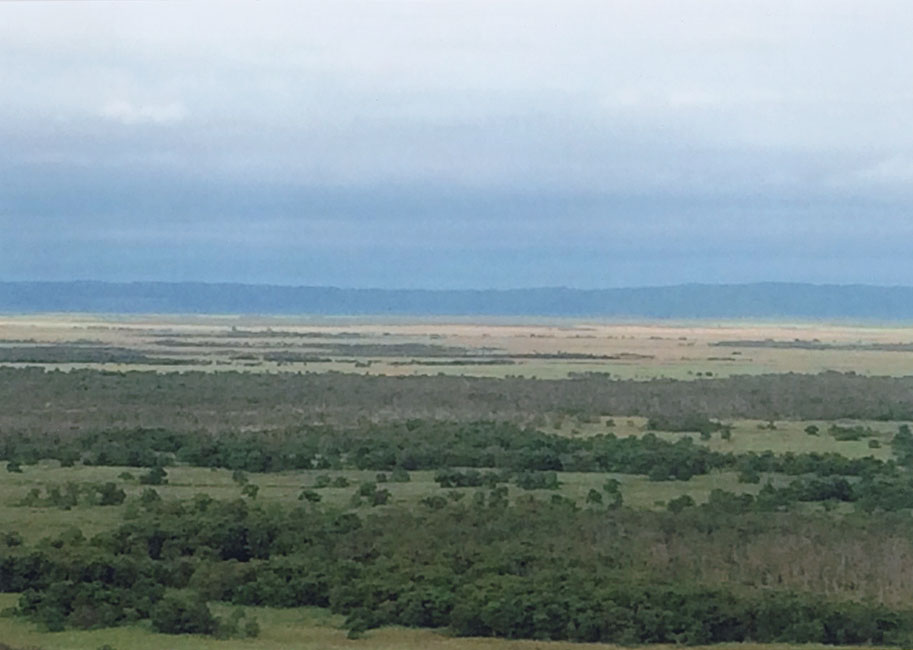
[3,314,913,379]
[3,314,913,650]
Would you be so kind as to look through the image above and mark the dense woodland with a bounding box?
[6,494,913,644]
[0,421,896,481]
[3,367,913,433]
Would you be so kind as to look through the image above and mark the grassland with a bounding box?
[0,464,741,543]
[550,416,898,459]
[1,412,898,544]
[3,314,913,379]
[3,316,913,649]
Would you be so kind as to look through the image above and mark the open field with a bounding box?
[3,314,913,379]
[550,416,899,459]
[0,464,768,544]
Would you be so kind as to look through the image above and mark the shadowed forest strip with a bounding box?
[3,368,913,432]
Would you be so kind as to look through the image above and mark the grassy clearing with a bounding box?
[0,462,812,544]
[547,416,899,460]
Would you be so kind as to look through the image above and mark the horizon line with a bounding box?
[5,280,913,292]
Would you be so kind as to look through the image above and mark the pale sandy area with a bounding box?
[2,314,913,379]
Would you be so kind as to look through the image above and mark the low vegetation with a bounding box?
[1,349,913,649]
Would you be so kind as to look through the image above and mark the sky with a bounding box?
[1,1,912,289]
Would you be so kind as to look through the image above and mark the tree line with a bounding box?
[3,367,913,434]
[2,421,900,480]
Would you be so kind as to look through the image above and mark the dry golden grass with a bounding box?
[3,314,913,379]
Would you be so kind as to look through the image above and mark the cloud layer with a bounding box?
[1,1,912,288]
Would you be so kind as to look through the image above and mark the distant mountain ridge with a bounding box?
[2,281,913,320]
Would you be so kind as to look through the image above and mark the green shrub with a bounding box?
[150,594,217,635]
[299,489,321,503]
[139,467,168,485]
[390,467,411,482]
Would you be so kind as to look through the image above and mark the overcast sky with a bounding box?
[2,1,912,288]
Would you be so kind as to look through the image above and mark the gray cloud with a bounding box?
[1,1,912,287]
